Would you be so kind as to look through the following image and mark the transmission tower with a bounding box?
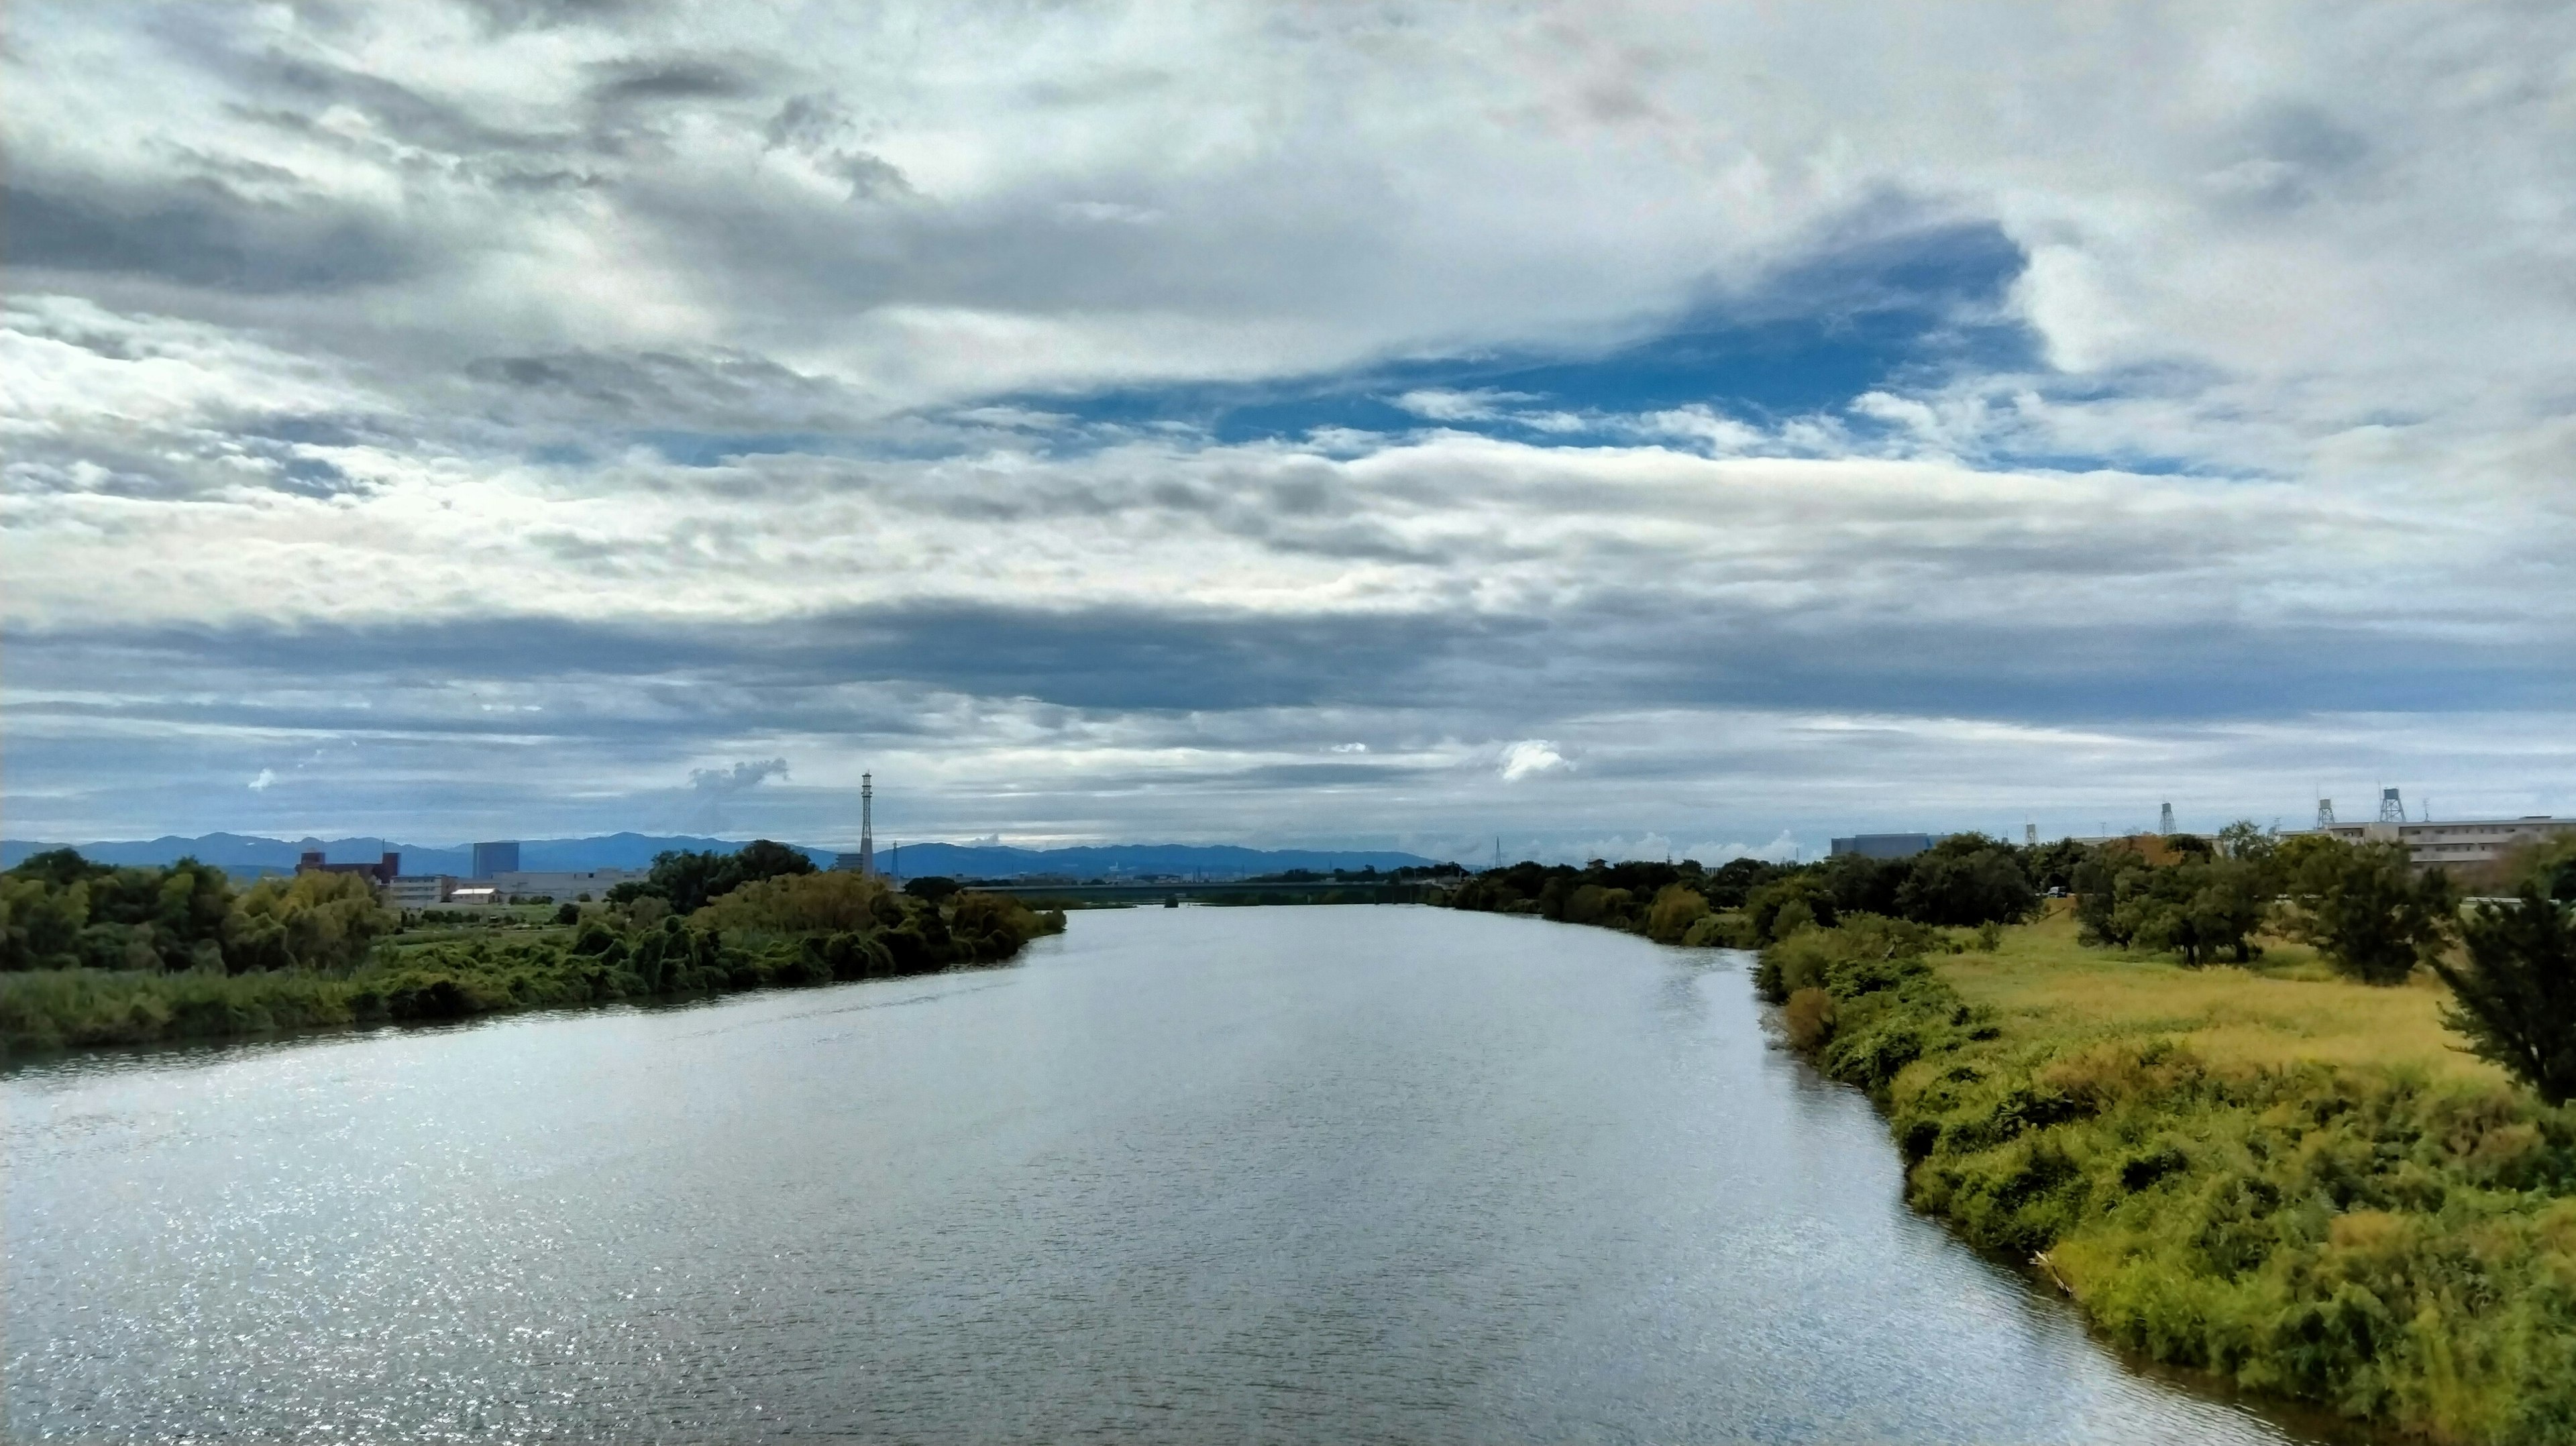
[2316,797,2334,828]
[2159,801,2176,835]
[858,773,875,876]
[2379,787,2405,824]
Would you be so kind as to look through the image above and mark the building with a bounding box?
[2298,816,2575,878]
[1829,833,1937,860]
[471,840,520,879]
[384,875,453,908]
[832,852,873,873]
[296,850,401,887]
[482,869,645,901]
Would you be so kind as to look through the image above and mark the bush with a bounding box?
[1782,987,1837,1049]
[1644,885,1709,944]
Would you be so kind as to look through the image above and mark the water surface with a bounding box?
[7,907,2331,1442]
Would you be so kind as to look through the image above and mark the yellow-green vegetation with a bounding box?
[1762,909,2576,1444]
[2,854,1065,1058]
[1952,907,2499,1085]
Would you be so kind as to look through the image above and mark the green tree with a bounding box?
[2432,893,2576,1103]
[2286,839,2459,985]
[2108,857,2267,965]
[1893,843,2038,927]
[2215,818,2277,865]
[225,871,396,972]
[2072,848,2153,945]
[641,840,818,913]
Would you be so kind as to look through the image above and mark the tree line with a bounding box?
[1,842,1066,1054]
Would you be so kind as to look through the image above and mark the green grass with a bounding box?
[1949,903,2500,1084]
[1763,911,2576,1445]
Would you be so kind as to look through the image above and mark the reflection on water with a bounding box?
[6,907,2329,1443]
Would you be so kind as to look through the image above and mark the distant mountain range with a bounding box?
[1,833,1448,881]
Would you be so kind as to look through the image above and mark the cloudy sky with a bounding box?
[5,1,2572,862]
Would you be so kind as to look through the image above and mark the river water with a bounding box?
[5,906,2334,1443]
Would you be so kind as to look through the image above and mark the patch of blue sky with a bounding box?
[979,221,2047,448]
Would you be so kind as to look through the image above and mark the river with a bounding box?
[5,905,2339,1443]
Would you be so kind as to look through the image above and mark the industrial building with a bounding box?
[295,850,401,886]
[2300,812,2575,877]
[470,840,520,879]
[384,875,449,908]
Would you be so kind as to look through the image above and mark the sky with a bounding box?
[5,1,2573,864]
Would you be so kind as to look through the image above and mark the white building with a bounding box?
[2301,816,2575,876]
[482,869,647,901]
[385,875,453,908]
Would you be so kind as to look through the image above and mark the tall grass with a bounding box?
[1764,911,2576,1444]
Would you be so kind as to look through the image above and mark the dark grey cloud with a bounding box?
[2,176,419,293]
[458,0,661,34]
[13,592,2570,741]
[584,56,767,108]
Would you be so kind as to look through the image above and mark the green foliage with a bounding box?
[3,852,237,972]
[2216,818,2277,863]
[1444,858,1707,931]
[1764,916,2576,1443]
[2517,834,2576,905]
[625,840,818,913]
[2286,839,2461,985]
[1,863,1064,1059]
[902,875,963,903]
[1644,884,1709,944]
[2072,848,2154,945]
[226,871,397,972]
[2434,895,2576,1105]
[2108,857,2269,966]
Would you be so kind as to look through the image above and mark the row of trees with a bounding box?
[2,850,394,973]
[1,839,1066,983]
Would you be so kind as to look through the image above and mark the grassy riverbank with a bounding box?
[1764,907,2576,1444]
[1,887,1065,1058]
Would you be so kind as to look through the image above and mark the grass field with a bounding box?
[1944,903,2500,1086]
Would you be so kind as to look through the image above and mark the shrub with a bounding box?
[1782,987,1837,1049]
[1644,884,1709,944]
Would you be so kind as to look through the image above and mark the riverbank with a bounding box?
[0,891,1065,1058]
[1766,907,2576,1445]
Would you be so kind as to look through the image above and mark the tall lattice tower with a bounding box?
[2316,797,2335,828]
[2159,801,2176,834]
[2379,787,2405,823]
[859,773,875,876]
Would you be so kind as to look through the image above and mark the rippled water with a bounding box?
[5,906,2337,1443]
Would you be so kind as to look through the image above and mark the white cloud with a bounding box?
[3,2,2571,843]
[248,768,276,791]
[1392,388,1540,422]
[1498,739,1567,782]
